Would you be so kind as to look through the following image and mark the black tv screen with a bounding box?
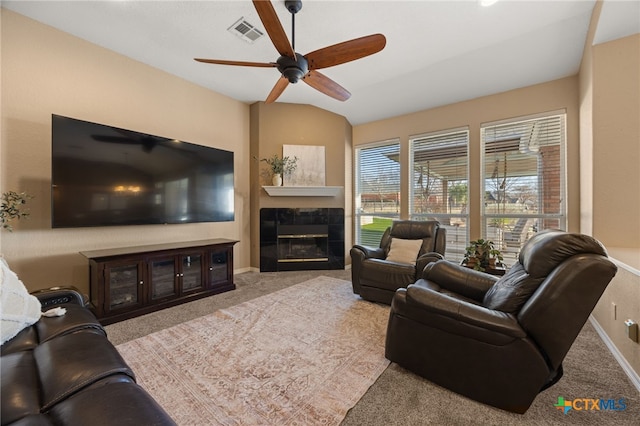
[51,115,234,228]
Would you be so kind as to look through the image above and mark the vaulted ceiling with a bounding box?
[3,1,638,125]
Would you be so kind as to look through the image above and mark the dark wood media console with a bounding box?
[81,239,238,325]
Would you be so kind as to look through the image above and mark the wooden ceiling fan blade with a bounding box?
[252,0,296,58]
[305,34,386,70]
[302,70,351,102]
[194,58,276,68]
[266,77,290,104]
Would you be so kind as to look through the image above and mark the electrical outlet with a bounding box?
[612,302,617,321]
[624,320,638,343]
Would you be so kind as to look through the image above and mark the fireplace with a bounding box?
[260,208,344,272]
[278,225,329,262]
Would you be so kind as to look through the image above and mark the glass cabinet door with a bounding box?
[105,262,143,312]
[181,253,204,292]
[209,250,229,287]
[150,257,178,301]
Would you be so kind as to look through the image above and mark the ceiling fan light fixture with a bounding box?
[282,67,304,83]
[277,54,308,83]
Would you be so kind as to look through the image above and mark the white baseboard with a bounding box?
[589,315,640,392]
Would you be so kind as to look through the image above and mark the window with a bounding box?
[481,113,566,264]
[409,129,469,262]
[354,140,401,245]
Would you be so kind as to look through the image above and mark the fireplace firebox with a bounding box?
[260,208,344,272]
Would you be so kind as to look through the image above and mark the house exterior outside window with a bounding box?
[409,128,470,262]
[354,139,401,246]
[353,114,566,267]
[481,113,567,264]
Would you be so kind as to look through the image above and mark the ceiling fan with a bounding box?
[194,0,386,103]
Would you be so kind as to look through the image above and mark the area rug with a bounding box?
[116,276,390,425]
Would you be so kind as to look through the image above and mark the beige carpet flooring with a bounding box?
[107,270,640,425]
[115,276,389,425]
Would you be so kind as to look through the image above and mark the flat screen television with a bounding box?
[51,115,234,228]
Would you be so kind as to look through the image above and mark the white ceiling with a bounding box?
[3,0,639,125]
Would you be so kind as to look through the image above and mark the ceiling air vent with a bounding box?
[228,17,264,43]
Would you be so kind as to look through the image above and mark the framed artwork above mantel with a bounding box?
[283,144,325,186]
[263,144,342,196]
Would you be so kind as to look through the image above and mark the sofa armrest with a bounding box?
[422,260,498,301]
[350,245,387,296]
[351,245,385,260]
[402,284,526,341]
[31,287,87,309]
[416,252,445,275]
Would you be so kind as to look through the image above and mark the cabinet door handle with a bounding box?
[176,273,180,277]
[139,281,143,285]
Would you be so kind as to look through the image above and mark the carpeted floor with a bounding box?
[115,276,389,425]
[106,270,640,425]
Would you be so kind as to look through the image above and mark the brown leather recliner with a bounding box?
[350,220,446,304]
[385,230,617,414]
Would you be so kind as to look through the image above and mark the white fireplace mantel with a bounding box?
[262,186,342,197]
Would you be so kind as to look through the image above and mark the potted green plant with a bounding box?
[261,154,298,186]
[1,191,32,231]
[462,238,504,272]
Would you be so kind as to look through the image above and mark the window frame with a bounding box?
[354,139,401,246]
[480,112,567,260]
[408,127,470,262]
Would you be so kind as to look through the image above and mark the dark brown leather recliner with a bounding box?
[385,230,617,414]
[350,220,446,304]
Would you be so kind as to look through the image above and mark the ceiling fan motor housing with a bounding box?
[277,54,308,83]
[285,0,302,14]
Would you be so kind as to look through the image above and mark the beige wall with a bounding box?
[592,34,640,249]
[593,262,640,378]
[249,102,351,267]
[353,76,581,241]
[576,7,640,250]
[581,2,640,377]
[0,10,251,293]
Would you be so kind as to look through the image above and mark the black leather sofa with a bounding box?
[1,288,176,426]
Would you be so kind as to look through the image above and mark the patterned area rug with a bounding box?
[116,276,390,425]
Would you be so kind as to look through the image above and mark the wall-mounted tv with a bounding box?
[51,115,234,228]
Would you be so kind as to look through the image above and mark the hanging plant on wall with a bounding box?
[1,191,33,231]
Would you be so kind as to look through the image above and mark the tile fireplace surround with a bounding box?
[259,208,345,272]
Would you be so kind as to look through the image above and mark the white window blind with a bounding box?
[409,129,469,261]
[354,140,400,245]
[481,113,566,261]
